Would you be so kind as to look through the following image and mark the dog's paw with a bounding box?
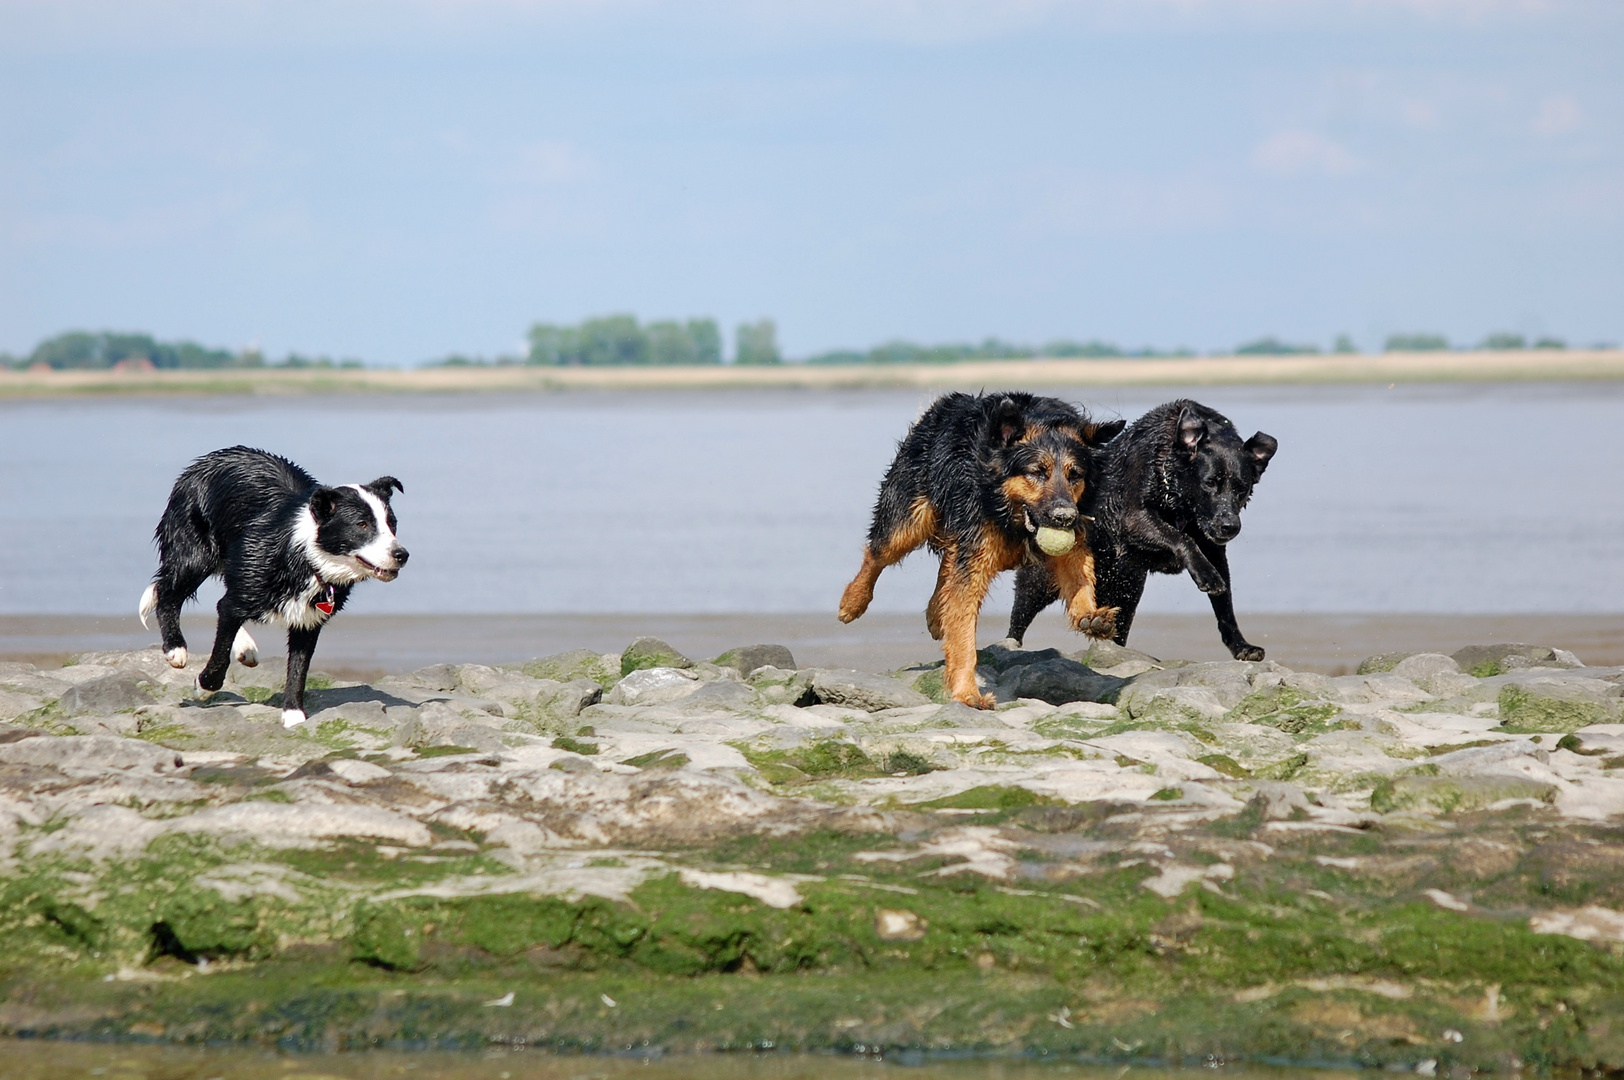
[837,585,872,624]
[164,646,188,669]
[232,626,259,668]
[281,709,307,729]
[953,690,997,710]
[193,678,217,702]
[1230,642,1265,662]
[1190,564,1228,595]
[1072,607,1119,640]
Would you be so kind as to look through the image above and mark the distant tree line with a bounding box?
[0,331,363,371]
[523,315,781,366]
[803,338,1190,365]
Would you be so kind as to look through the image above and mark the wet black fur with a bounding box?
[867,391,1123,569]
[148,446,406,717]
[1006,399,1277,658]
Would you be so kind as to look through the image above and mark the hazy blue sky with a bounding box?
[2,0,1619,364]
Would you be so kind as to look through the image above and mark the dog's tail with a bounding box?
[138,583,158,630]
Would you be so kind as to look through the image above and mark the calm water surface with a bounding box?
[0,1041,1357,1080]
[1,383,1620,616]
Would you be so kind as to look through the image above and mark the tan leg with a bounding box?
[838,498,937,623]
[935,543,1008,710]
[1050,546,1119,640]
[924,558,951,641]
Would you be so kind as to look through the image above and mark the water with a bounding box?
[1,382,1621,617]
[0,1040,1355,1080]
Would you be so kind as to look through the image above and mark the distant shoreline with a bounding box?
[3,348,1623,396]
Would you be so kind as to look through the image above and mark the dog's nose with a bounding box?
[1213,519,1241,541]
[391,546,409,565]
[1049,505,1078,527]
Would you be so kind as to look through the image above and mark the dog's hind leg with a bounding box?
[839,495,937,623]
[279,625,324,728]
[1006,563,1059,646]
[924,558,951,640]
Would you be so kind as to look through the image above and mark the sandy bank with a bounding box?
[3,349,1623,396]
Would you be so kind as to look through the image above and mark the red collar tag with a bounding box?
[315,584,336,615]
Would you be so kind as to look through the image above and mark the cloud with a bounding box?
[1533,94,1581,135]
[1251,130,1363,175]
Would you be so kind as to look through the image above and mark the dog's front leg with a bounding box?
[1049,547,1119,640]
[1006,563,1060,646]
[924,558,951,641]
[1197,540,1264,660]
[1121,509,1225,594]
[935,552,997,710]
[195,602,246,700]
[280,625,324,728]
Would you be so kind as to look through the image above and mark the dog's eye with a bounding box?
[357,518,372,528]
[1203,476,1221,491]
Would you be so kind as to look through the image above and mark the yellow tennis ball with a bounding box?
[1035,526,1076,556]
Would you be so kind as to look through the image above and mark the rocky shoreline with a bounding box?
[2,635,1623,1068]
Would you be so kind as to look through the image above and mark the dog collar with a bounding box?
[315,583,336,615]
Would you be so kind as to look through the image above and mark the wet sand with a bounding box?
[2,348,1622,396]
[5,610,1621,677]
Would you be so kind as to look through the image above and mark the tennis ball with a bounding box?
[1035,526,1076,556]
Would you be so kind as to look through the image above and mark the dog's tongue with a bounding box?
[1035,527,1076,556]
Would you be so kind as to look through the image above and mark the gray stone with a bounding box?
[0,734,182,776]
[1495,677,1621,733]
[748,666,815,706]
[809,669,930,712]
[407,663,462,692]
[517,650,620,688]
[543,678,604,717]
[1391,653,1476,697]
[1073,640,1163,673]
[1431,740,1547,774]
[607,667,702,706]
[995,657,1123,706]
[1246,781,1314,821]
[57,673,156,716]
[1452,643,1566,676]
[1375,774,1557,814]
[1357,651,1416,675]
[674,680,760,713]
[712,645,796,675]
[620,637,694,676]
[0,690,44,723]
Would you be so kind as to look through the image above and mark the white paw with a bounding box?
[281,709,307,728]
[193,679,217,701]
[165,646,188,669]
[232,626,259,667]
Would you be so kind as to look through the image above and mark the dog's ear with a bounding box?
[1245,432,1278,472]
[1084,418,1126,446]
[308,486,341,521]
[365,476,404,501]
[1178,407,1207,451]
[989,396,1027,447]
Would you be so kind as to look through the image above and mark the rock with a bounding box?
[169,802,433,848]
[0,691,44,723]
[620,637,694,676]
[1073,640,1163,676]
[749,667,815,706]
[606,667,702,706]
[57,674,156,716]
[0,734,182,776]
[712,644,796,675]
[1373,774,1558,815]
[1452,643,1572,677]
[1430,741,1547,774]
[1357,651,1415,675]
[406,663,462,692]
[1496,679,1621,734]
[518,649,620,687]
[1246,781,1314,821]
[995,656,1123,706]
[673,680,760,713]
[1391,653,1477,697]
[544,678,604,717]
[808,669,930,712]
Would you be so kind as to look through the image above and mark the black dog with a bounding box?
[839,392,1125,708]
[1006,400,1276,659]
[139,446,408,727]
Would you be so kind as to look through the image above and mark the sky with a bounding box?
[1,0,1620,365]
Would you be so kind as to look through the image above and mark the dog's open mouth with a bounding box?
[356,556,399,582]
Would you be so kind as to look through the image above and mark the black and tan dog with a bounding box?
[838,392,1125,708]
[1006,399,1276,659]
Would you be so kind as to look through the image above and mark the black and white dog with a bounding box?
[139,446,408,727]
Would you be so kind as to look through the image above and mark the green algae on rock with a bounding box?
[2,643,1624,1067]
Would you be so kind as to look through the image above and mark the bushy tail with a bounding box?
[138,583,159,630]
